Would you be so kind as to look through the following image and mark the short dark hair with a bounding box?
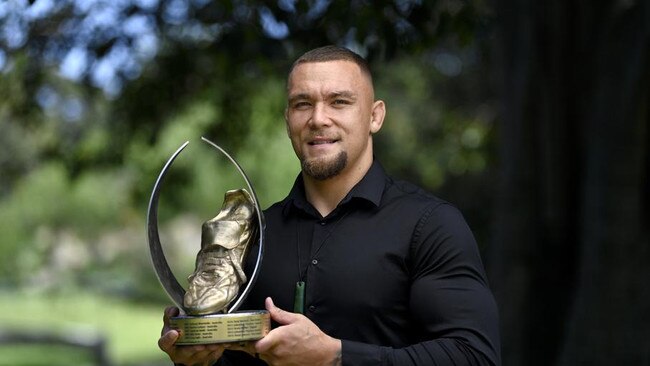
[289,45,373,83]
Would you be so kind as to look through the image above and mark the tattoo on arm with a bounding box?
[331,350,342,366]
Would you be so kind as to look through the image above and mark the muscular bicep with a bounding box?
[408,204,500,363]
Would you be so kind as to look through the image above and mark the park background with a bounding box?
[0,0,648,365]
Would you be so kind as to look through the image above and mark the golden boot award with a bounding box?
[146,137,270,345]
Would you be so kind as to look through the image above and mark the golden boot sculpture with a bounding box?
[184,189,256,315]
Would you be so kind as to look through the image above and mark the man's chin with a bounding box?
[301,152,348,181]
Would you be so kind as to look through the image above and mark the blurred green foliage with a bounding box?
[0,74,300,294]
[0,57,492,293]
[0,0,493,305]
[374,54,494,189]
[0,346,97,366]
[0,2,495,364]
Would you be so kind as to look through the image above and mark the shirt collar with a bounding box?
[281,160,386,217]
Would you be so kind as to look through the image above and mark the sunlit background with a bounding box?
[1,0,648,365]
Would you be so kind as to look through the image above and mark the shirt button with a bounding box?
[309,305,316,312]
[319,221,326,225]
[311,259,318,265]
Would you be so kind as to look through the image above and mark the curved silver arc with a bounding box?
[146,141,190,313]
[201,137,266,314]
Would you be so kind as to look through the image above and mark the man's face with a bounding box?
[285,60,383,180]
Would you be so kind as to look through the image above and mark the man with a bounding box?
[159,45,500,365]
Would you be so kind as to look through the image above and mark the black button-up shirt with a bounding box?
[220,161,500,365]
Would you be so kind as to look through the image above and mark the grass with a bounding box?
[0,344,96,366]
[0,290,170,366]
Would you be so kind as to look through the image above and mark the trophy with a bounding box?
[146,137,270,345]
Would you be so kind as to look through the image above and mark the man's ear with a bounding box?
[369,100,386,134]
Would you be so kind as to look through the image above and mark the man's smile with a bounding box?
[308,138,339,146]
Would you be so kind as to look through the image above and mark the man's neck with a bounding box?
[303,159,372,217]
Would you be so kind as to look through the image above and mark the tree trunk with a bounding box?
[559,1,650,363]
[488,0,650,364]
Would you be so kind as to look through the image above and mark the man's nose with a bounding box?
[308,103,331,128]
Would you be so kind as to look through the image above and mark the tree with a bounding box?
[0,0,488,187]
[488,0,650,364]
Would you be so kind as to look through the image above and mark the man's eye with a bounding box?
[293,101,311,109]
[333,99,350,105]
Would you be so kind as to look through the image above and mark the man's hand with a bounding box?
[254,297,342,366]
[158,306,227,366]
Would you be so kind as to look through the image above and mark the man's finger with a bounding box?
[158,329,180,352]
[265,297,299,325]
[163,306,180,323]
[255,297,302,352]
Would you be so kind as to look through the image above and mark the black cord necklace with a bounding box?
[293,210,350,314]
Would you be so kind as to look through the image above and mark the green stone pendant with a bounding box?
[294,281,305,314]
